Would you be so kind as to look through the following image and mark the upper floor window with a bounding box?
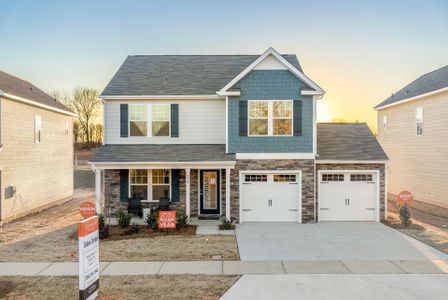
[151,105,170,136]
[34,115,42,143]
[65,121,69,135]
[383,115,388,130]
[416,107,423,136]
[248,100,293,136]
[129,104,147,137]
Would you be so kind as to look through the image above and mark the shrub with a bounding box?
[176,209,189,230]
[98,213,109,239]
[146,210,159,231]
[120,223,140,236]
[219,217,235,230]
[399,205,412,227]
[117,209,133,228]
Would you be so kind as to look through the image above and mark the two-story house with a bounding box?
[375,65,448,217]
[0,70,75,223]
[90,48,388,223]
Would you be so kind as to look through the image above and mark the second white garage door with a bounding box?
[241,173,301,222]
[319,171,378,221]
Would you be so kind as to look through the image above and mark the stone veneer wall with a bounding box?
[316,164,386,221]
[230,159,316,223]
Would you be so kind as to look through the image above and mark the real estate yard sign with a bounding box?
[78,216,100,300]
[158,211,177,229]
[397,191,414,206]
[79,202,97,219]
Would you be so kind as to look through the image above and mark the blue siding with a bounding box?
[228,70,314,153]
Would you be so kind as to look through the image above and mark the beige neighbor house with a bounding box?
[0,70,76,223]
[375,65,448,216]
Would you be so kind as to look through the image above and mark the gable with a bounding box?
[253,54,288,70]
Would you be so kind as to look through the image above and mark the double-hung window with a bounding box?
[129,104,147,136]
[129,104,170,137]
[248,100,293,136]
[383,115,388,130]
[416,107,423,136]
[151,105,170,136]
[129,169,171,201]
[34,115,42,143]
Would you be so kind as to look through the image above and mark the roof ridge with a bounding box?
[128,54,295,57]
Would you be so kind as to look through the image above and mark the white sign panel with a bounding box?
[78,216,99,300]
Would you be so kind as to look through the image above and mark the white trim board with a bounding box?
[217,47,325,97]
[90,161,236,170]
[1,93,77,117]
[375,86,448,110]
[236,153,315,160]
[101,95,223,100]
[317,169,381,222]
[316,160,388,164]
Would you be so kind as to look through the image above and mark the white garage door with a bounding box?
[241,173,301,222]
[319,172,378,221]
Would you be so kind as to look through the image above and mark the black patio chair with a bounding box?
[158,197,170,211]
[128,197,143,217]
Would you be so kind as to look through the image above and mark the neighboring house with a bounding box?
[90,47,388,223]
[0,71,76,223]
[375,65,448,215]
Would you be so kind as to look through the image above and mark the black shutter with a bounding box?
[120,104,128,137]
[293,100,303,136]
[239,101,248,136]
[120,170,129,202]
[171,104,179,137]
[171,169,180,202]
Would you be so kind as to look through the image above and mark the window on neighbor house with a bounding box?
[248,100,293,136]
[383,115,388,130]
[129,104,147,136]
[34,115,42,143]
[416,107,423,136]
[151,105,170,136]
[65,121,69,135]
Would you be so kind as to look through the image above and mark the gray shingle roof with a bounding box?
[375,65,448,109]
[317,123,388,161]
[101,54,302,96]
[0,70,72,113]
[90,144,235,163]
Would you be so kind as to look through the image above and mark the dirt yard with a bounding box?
[0,183,239,262]
[385,202,448,254]
[0,275,239,300]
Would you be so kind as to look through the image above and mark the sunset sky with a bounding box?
[1,0,447,129]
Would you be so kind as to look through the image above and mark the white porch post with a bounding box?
[226,168,231,221]
[185,168,191,217]
[95,169,102,214]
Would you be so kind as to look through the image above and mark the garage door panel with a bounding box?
[242,173,301,222]
[319,172,377,222]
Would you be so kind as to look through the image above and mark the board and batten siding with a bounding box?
[0,98,74,222]
[378,90,448,208]
[104,99,226,144]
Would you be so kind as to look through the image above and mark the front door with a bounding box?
[200,170,220,215]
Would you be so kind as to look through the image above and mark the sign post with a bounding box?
[78,216,100,300]
[158,211,177,229]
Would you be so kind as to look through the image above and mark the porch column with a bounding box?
[95,169,102,214]
[185,168,191,217]
[226,168,231,221]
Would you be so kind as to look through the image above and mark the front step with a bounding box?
[198,215,221,220]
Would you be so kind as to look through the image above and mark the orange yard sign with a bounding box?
[79,201,96,219]
[397,191,414,206]
[158,211,177,229]
[78,216,99,237]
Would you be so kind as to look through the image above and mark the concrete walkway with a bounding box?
[1,260,448,276]
[220,274,448,300]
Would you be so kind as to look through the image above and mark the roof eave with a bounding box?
[101,94,224,100]
[375,86,448,110]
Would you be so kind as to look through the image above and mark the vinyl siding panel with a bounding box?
[378,90,448,208]
[104,100,225,144]
[0,98,74,221]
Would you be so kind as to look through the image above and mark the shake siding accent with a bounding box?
[378,90,448,208]
[227,70,314,153]
[104,100,225,144]
[0,98,74,221]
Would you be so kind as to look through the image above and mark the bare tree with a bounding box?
[69,87,100,145]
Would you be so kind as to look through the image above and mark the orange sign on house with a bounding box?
[79,201,96,218]
[397,191,414,206]
[158,211,177,229]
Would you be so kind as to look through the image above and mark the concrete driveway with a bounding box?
[236,222,448,261]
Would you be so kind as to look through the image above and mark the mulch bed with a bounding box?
[69,225,197,241]
[383,220,425,230]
